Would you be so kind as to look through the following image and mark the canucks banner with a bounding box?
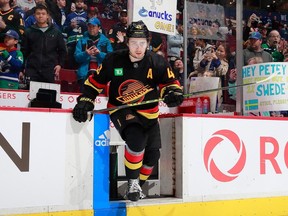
[243,62,288,113]
[187,2,227,41]
[132,0,177,36]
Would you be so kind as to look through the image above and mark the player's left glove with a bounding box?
[163,86,184,107]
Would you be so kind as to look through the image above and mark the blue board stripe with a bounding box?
[93,114,126,216]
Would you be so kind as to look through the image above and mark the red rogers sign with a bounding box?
[204,129,246,182]
[203,129,288,183]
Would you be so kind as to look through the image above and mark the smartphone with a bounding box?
[205,49,211,54]
[205,47,213,55]
[87,40,94,48]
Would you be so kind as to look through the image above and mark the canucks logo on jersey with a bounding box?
[116,79,154,104]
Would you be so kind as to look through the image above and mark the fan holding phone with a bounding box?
[203,46,216,61]
[197,43,229,78]
[74,17,113,91]
[86,39,100,56]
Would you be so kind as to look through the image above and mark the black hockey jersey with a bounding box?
[0,8,25,42]
[83,50,181,119]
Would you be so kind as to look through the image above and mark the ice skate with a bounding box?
[124,179,143,201]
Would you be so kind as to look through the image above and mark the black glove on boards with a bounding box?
[73,96,95,122]
[163,87,184,107]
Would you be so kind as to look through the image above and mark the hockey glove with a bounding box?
[163,86,184,107]
[73,95,95,122]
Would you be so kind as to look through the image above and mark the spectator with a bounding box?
[186,36,197,74]
[172,57,184,87]
[195,43,229,78]
[189,38,213,77]
[282,43,288,62]
[110,3,122,20]
[280,24,288,41]
[222,54,237,105]
[207,19,221,39]
[24,0,44,19]
[167,21,183,66]
[63,0,88,69]
[87,6,105,35]
[261,30,284,62]
[63,0,87,37]
[259,26,268,44]
[271,15,280,31]
[101,5,113,19]
[0,0,25,42]
[21,3,67,85]
[70,1,75,12]
[243,13,260,41]
[243,32,273,66]
[87,6,99,19]
[17,0,35,13]
[227,67,237,102]
[24,0,58,28]
[114,0,126,11]
[247,56,263,65]
[74,17,113,91]
[11,0,25,18]
[190,24,200,38]
[203,70,214,77]
[107,8,128,50]
[176,9,181,26]
[0,30,23,89]
[195,43,229,106]
[49,0,69,30]
[262,12,272,30]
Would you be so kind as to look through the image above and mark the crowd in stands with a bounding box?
[0,0,129,91]
[0,0,287,116]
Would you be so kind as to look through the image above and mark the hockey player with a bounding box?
[72,20,184,202]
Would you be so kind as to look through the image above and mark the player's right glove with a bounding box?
[73,95,95,122]
[163,86,184,107]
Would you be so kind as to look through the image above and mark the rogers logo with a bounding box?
[68,96,75,103]
[203,129,246,182]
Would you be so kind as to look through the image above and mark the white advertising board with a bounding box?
[0,90,176,146]
[0,110,93,213]
[0,90,177,115]
[0,90,107,110]
[0,111,66,208]
[243,62,288,112]
[177,116,288,201]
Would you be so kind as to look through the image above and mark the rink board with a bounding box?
[0,109,288,216]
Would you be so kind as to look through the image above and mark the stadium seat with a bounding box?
[99,18,117,33]
[56,69,80,93]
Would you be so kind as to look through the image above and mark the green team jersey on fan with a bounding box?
[261,43,284,62]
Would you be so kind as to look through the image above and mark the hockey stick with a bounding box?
[91,73,276,113]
